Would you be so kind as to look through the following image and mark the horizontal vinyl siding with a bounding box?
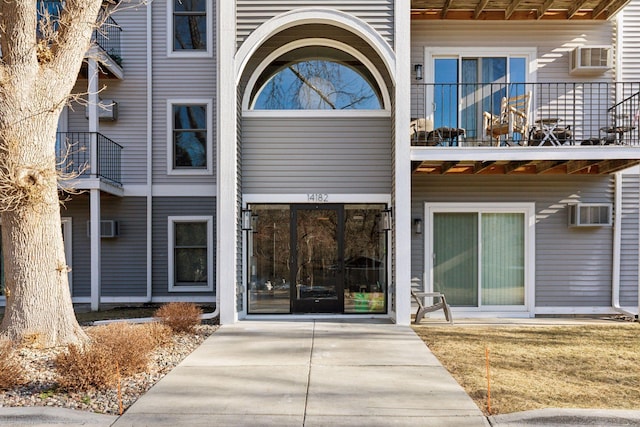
[619,1,640,81]
[242,116,392,194]
[411,21,614,83]
[98,6,149,185]
[620,174,640,307]
[100,197,147,297]
[236,0,394,47]
[151,0,217,186]
[151,197,216,298]
[411,175,615,309]
[62,196,148,298]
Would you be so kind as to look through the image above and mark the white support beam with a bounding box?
[218,0,238,324]
[395,0,412,326]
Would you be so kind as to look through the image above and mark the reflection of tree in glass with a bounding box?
[256,60,380,110]
[173,0,206,51]
[253,208,291,286]
[174,105,206,168]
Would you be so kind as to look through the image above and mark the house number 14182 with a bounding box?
[307,193,328,202]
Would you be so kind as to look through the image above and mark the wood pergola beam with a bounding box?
[534,160,565,174]
[567,160,600,174]
[568,0,591,19]
[597,159,640,174]
[439,162,457,174]
[592,0,615,19]
[472,161,496,174]
[537,0,556,19]
[505,0,525,20]
[504,161,531,174]
[474,0,490,19]
[441,0,452,18]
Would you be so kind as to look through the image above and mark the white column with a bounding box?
[90,190,101,311]
[218,0,238,323]
[88,58,101,311]
[394,0,412,325]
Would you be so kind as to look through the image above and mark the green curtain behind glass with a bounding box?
[481,213,525,305]
[433,213,478,307]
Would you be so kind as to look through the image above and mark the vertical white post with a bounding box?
[394,0,412,325]
[218,0,238,323]
[88,58,101,311]
[90,190,101,311]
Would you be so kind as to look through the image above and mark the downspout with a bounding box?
[145,0,153,303]
[611,13,638,319]
[612,172,636,317]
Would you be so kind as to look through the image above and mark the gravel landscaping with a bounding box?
[0,324,218,415]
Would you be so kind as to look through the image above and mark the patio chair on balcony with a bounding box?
[483,91,531,146]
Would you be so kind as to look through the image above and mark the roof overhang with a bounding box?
[411,146,640,174]
[411,0,631,21]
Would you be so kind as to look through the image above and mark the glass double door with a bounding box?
[292,205,343,313]
[247,204,387,315]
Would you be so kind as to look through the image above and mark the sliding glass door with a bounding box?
[429,204,532,310]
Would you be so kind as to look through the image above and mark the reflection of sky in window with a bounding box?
[434,56,527,134]
[173,105,206,168]
[254,60,382,110]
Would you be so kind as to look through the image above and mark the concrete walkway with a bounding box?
[113,319,489,427]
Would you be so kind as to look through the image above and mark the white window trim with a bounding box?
[423,47,538,84]
[168,215,214,292]
[166,0,213,58]
[424,202,536,314]
[242,38,391,113]
[166,99,213,176]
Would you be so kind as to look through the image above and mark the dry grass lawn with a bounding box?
[413,323,640,416]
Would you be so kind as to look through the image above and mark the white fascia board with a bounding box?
[411,146,640,162]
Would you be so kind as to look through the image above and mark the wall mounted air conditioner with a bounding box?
[86,220,120,238]
[568,203,612,227]
[85,99,118,121]
[569,46,612,76]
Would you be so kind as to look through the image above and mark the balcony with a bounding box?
[38,1,123,78]
[411,82,640,175]
[56,132,123,189]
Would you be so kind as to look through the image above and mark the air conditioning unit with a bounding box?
[85,99,118,121]
[86,220,120,238]
[568,203,612,227]
[569,46,612,76]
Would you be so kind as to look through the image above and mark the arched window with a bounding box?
[251,46,383,110]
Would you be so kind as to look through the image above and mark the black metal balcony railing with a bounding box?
[56,132,123,186]
[38,2,122,66]
[411,82,640,147]
[93,13,122,65]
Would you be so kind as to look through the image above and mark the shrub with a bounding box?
[0,339,24,390]
[88,323,155,376]
[141,322,173,348]
[56,322,157,391]
[55,343,117,391]
[154,302,202,333]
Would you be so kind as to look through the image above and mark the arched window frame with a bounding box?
[243,39,391,117]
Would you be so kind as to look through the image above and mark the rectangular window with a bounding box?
[167,100,212,175]
[168,216,213,292]
[170,0,210,56]
[428,203,534,312]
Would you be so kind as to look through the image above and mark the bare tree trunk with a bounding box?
[0,0,105,347]
[0,118,87,347]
